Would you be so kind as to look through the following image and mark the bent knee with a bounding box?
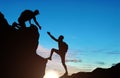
[51,48,57,51]
[51,48,56,50]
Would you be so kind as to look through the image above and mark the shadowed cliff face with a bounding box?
[1,21,47,78]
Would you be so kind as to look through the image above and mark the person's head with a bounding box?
[34,10,39,15]
[59,35,64,40]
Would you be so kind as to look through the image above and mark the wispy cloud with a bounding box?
[86,48,120,55]
[66,49,86,58]
[111,62,120,67]
[36,45,50,58]
[65,59,82,63]
[91,48,108,53]
[96,61,105,65]
[107,50,120,55]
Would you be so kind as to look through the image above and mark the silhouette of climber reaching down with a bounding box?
[47,32,68,75]
[18,9,41,29]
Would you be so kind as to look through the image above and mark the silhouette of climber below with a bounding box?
[47,32,68,76]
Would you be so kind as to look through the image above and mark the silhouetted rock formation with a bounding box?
[1,13,47,78]
[67,63,120,78]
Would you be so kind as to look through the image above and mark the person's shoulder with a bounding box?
[23,10,33,13]
[63,41,68,46]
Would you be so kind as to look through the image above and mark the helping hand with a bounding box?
[47,32,50,35]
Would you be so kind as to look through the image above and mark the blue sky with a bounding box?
[1,0,120,75]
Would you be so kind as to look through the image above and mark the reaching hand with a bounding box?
[47,32,50,35]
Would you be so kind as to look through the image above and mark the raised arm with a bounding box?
[47,32,58,42]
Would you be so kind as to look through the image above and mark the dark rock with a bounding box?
[1,20,47,78]
[68,63,120,78]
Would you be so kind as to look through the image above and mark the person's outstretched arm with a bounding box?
[47,32,58,42]
[33,17,41,30]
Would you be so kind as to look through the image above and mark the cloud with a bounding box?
[96,61,105,65]
[86,48,120,55]
[112,63,117,66]
[111,62,120,67]
[91,48,120,55]
[65,59,82,63]
[36,45,50,58]
[91,48,108,53]
[107,50,120,55]
[66,49,86,59]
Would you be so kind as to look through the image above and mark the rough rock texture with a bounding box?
[1,24,47,78]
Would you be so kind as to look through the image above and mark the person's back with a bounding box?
[59,41,68,53]
[57,35,68,53]
[18,9,41,30]
[18,10,34,23]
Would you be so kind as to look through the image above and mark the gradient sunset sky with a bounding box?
[1,0,120,76]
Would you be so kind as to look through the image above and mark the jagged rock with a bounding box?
[1,23,47,78]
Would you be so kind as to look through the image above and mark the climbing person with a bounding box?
[47,32,68,75]
[18,9,41,30]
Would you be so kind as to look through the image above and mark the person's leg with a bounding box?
[48,48,58,60]
[61,54,68,75]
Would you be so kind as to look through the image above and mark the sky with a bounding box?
[0,0,120,76]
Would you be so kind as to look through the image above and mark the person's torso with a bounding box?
[58,41,68,52]
[18,10,35,21]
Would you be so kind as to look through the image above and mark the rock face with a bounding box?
[68,63,120,78]
[1,20,47,78]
